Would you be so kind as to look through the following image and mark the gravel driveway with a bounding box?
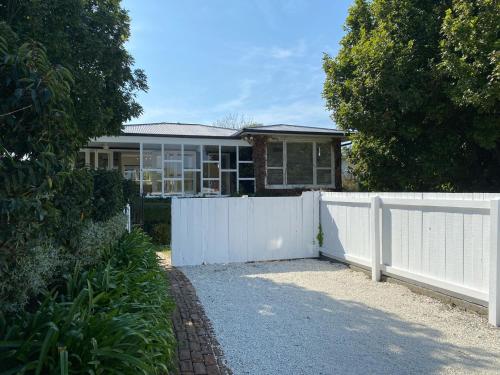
[181,259,500,375]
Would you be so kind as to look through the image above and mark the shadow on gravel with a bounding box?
[184,261,499,375]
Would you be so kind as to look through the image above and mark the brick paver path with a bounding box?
[158,253,231,375]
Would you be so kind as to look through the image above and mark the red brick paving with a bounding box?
[159,253,231,375]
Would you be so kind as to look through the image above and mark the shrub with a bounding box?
[52,168,94,249]
[0,230,176,374]
[143,198,171,245]
[72,212,128,269]
[92,169,125,222]
[0,243,63,314]
[152,223,170,245]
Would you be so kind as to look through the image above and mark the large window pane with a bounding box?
[221,172,237,195]
[316,143,331,168]
[164,180,182,194]
[97,152,109,169]
[267,142,283,167]
[143,144,162,169]
[317,169,332,185]
[287,143,313,185]
[267,169,283,185]
[221,146,237,169]
[238,146,253,161]
[122,151,140,181]
[143,171,162,195]
[164,144,182,161]
[184,145,200,169]
[113,152,121,170]
[184,171,201,194]
[203,180,219,194]
[203,145,219,161]
[165,162,182,178]
[239,180,255,195]
[238,163,254,178]
[203,163,219,178]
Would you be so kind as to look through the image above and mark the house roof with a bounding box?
[122,122,238,138]
[121,122,347,138]
[237,124,346,137]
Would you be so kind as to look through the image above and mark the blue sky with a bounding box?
[122,0,353,128]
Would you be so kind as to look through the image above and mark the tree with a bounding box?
[323,0,500,191]
[0,0,147,142]
[212,113,261,129]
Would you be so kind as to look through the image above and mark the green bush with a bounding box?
[122,179,140,204]
[70,212,128,269]
[143,199,171,245]
[52,168,94,249]
[0,243,63,314]
[92,170,125,222]
[0,230,176,374]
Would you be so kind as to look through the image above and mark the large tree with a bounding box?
[0,0,147,142]
[323,0,499,191]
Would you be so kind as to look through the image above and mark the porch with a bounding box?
[79,140,256,197]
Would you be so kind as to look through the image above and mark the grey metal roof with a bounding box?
[122,122,238,138]
[121,122,347,138]
[237,124,347,136]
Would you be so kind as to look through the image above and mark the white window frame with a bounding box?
[163,144,183,196]
[236,145,256,194]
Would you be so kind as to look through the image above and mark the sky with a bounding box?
[122,0,353,128]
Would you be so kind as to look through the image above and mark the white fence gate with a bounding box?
[171,191,500,326]
[171,192,319,266]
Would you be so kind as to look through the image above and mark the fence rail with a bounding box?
[320,193,500,326]
[171,191,500,326]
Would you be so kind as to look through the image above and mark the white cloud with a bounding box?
[269,39,306,59]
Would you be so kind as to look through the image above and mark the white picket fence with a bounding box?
[171,192,319,266]
[171,191,500,326]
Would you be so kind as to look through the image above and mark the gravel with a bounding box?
[181,259,500,375]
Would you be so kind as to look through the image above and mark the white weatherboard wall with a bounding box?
[320,192,500,326]
[172,192,319,266]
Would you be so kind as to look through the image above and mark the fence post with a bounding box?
[126,203,131,233]
[370,196,381,281]
[489,198,500,326]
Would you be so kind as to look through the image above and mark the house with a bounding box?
[79,122,348,196]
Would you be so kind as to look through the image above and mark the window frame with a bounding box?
[265,139,335,189]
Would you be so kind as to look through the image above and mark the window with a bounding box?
[237,146,255,194]
[266,141,334,187]
[163,144,182,194]
[143,144,162,169]
[316,143,332,185]
[286,143,313,185]
[183,145,201,195]
[143,171,162,195]
[266,142,284,185]
[142,144,163,196]
[202,145,220,194]
[137,143,254,197]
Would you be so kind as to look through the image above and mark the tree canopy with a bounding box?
[323,0,499,191]
[1,0,147,142]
